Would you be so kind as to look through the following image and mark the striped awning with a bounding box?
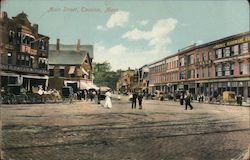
[68,66,76,74]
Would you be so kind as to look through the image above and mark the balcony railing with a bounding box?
[0,64,48,75]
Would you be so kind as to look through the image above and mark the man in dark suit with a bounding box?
[132,91,138,109]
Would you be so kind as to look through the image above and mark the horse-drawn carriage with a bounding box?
[1,84,61,104]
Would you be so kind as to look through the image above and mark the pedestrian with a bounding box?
[132,91,138,109]
[104,90,112,109]
[138,92,143,109]
[180,91,184,105]
[185,91,193,110]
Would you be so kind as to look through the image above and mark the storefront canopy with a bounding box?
[68,66,76,74]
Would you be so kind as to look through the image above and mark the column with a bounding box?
[243,81,248,102]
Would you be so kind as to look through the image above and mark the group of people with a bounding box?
[130,92,144,109]
[180,90,193,110]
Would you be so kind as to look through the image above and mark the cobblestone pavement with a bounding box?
[1,97,250,160]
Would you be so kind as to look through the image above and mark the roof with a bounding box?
[48,50,88,65]
[50,44,93,59]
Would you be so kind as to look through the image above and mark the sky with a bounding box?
[2,0,249,71]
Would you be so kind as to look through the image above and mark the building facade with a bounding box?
[0,12,49,91]
[147,32,250,103]
[48,39,95,92]
[116,68,136,94]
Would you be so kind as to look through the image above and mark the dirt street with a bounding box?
[1,98,250,160]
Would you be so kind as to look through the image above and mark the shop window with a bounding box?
[7,52,12,64]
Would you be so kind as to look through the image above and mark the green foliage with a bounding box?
[93,62,122,90]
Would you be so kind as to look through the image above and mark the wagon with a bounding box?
[223,91,236,105]
[61,86,74,103]
[1,84,28,104]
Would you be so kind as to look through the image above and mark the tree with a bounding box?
[93,62,123,90]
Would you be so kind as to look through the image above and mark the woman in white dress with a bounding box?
[104,90,112,109]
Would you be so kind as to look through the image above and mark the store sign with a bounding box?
[213,36,250,49]
[20,45,31,54]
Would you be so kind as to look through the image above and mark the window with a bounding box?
[224,47,230,57]
[202,67,206,78]
[239,44,243,54]
[49,69,54,76]
[21,54,25,66]
[25,55,30,66]
[60,69,65,77]
[215,49,222,58]
[249,61,250,74]
[196,54,200,65]
[239,62,243,75]
[222,64,226,76]
[196,69,199,78]
[190,55,194,65]
[208,66,210,78]
[232,45,239,55]
[180,71,186,80]
[208,52,212,60]
[8,30,15,43]
[242,43,248,54]
[230,63,234,75]
[180,57,185,66]
[7,52,12,64]
[187,70,191,79]
[215,65,218,77]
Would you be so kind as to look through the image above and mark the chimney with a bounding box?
[33,24,38,32]
[76,39,80,52]
[56,38,60,51]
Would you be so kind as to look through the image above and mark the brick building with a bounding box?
[48,39,95,92]
[116,68,136,94]
[147,32,250,103]
[0,12,49,91]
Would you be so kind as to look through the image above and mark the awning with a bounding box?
[68,66,76,74]
[0,72,20,77]
[100,86,110,92]
[82,68,89,75]
[21,75,49,79]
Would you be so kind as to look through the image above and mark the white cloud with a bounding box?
[106,11,129,28]
[122,18,177,51]
[139,20,149,26]
[94,42,171,71]
[97,25,107,31]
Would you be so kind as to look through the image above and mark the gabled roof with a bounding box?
[48,50,89,65]
[12,12,31,27]
[50,44,93,59]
